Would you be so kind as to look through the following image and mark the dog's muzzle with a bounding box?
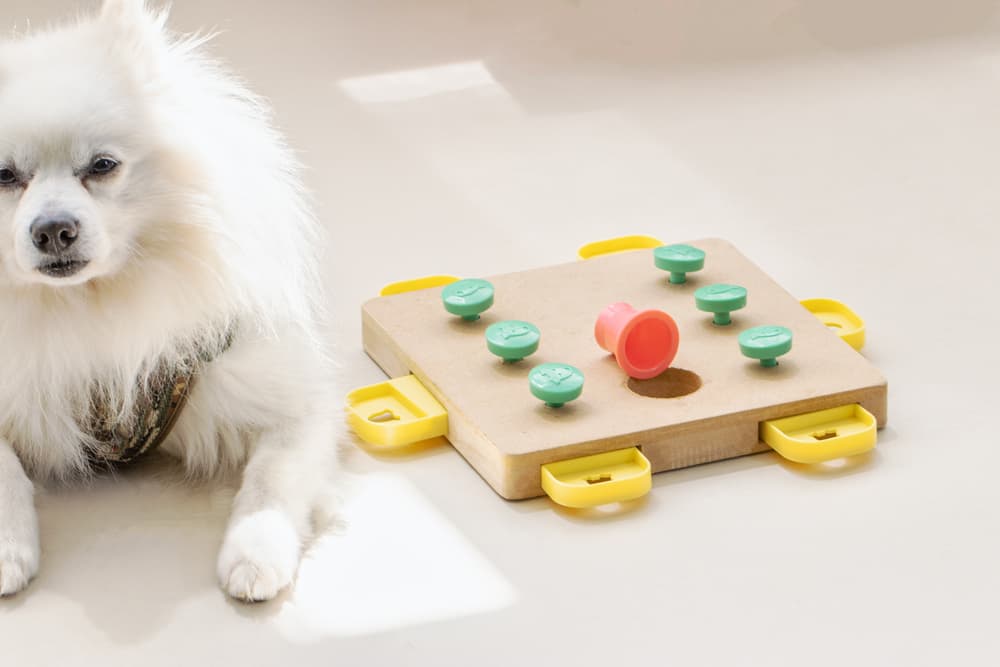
[30,214,90,278]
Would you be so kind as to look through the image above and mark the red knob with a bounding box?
[594,303,680,380]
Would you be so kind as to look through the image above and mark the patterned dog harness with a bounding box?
[85,333,233,465]
[86,368,196,464]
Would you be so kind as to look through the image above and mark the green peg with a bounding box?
[695,284,748,326]
[442,278,494,321]
[653,244,705,284]
[739,326,793,367]
[529,363,584,408]
[486,320,541,363]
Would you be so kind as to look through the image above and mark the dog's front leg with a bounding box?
[217,414,336,602]
[0,437,40,596]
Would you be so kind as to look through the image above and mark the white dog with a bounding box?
[0,0,339,601]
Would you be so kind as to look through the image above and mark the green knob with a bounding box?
[529,363,584,408]
[654,244,705,284]
[695,284,748,326]
[486,320,541,362]
[442,279,494,321]
[739,325,793,367]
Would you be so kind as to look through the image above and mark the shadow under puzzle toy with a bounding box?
[347,237,887,509]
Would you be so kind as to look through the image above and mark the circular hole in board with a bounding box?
[626,367,702,399]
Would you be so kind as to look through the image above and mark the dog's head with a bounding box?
[0,0,175,288]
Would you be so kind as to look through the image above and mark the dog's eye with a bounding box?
[0,168,17,186]
[88,157,120,176]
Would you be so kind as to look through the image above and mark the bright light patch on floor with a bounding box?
[275,473,516,640]
[338,61,505,103]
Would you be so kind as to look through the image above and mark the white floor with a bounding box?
[4,1,1000,665]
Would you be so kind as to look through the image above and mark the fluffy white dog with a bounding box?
[0,0,339,601]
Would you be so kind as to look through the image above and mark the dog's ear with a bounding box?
[101,0,161,25]
[99,0,170,77]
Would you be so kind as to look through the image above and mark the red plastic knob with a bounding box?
[594,303,680,380]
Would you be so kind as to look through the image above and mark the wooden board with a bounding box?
[362,238,888,500]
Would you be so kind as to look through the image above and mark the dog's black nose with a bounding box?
[30,216,80,255]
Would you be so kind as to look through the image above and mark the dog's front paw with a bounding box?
[217,509,300,602]
[0,529,40,597]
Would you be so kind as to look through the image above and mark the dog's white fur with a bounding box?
[0,0,339,600]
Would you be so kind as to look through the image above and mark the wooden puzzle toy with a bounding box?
[347,236,888,509]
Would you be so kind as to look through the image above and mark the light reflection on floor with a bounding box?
[338,61,508,104]
[275,473,516,640]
